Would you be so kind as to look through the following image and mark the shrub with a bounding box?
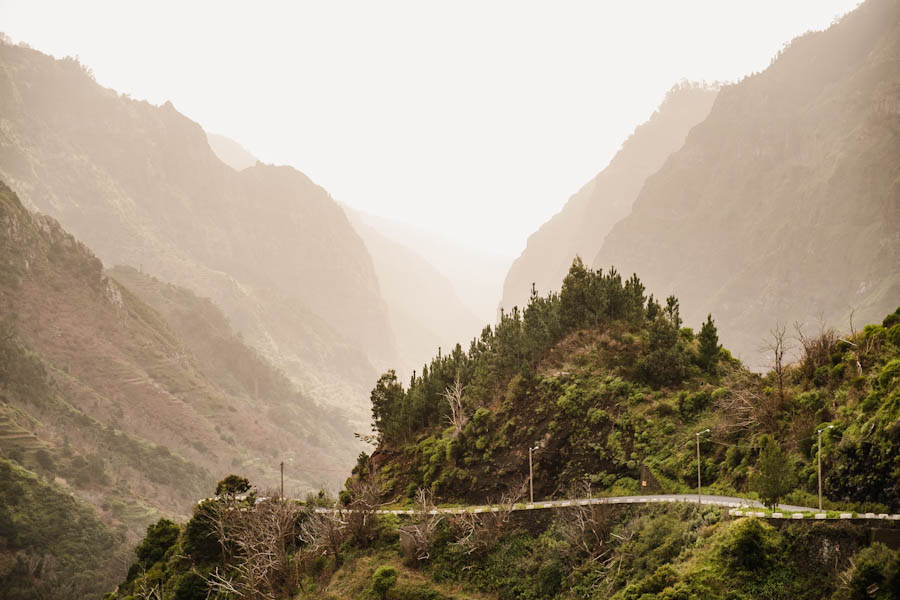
[846,543,900,600]
[371,565,398,599]
[215,474,250,497]
[174,571,208,600]
[718,518,781,573]
[623,564,679,599]
[135,519,180,569]
[888,323,900,347]
[182,501,221,565]
[813,365,830,387]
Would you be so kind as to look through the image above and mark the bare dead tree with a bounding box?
[298,504,348,566]
[204,493,305,599]
[847,307,863,376]
[443,372,469,438]
[452,479,527,556]
[344,470,391,546]
[555,482,615,565]
[845,306,885,375]
[763,324,790,409]
[794,316,837,378]
[714,374,763,433]
[399,488,444,563]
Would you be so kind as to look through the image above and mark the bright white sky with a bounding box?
[1,0,860,257]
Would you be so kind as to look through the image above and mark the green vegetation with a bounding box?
[0,458,126,600]
[365,260,899,518]
[749,436,796,509]
[110,262,900,599]
[372,565,399,599]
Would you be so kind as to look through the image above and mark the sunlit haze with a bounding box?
[1,0,860,256]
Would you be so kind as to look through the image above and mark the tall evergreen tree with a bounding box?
[698,314,721,374]
[370,370,405,443]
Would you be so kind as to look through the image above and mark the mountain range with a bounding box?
[0,41,393,419]
[505,0,899,369]
[501,82,718,313]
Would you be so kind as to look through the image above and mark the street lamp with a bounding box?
[529,444,540,504]
[280,457,294,499]
[817,425,834,510]
[696,429,710,504]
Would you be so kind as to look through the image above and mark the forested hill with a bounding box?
[501,82,717,314]
[368,259,900,514]
[0,40,394,418]
[111,259,900,600]
[594,0,900,369]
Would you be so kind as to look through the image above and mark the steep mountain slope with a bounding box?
[0,41,395,415]
[0,180,358,594]
[500,83,718,313]
[343,206,482,377]
[352,210,513,325]
[206,132,257,171]
[594,0,900,369]
[205,135,484,376]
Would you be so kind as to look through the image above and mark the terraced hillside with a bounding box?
[0,180,360,595]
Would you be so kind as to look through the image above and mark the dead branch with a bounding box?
[451,479,527,556]
[205,493,304,599]
[794,317,837,379]
[399,488,444,563]
[443,372,469,438]
[555,482,615,564]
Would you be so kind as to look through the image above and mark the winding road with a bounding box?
[312,494,900,521]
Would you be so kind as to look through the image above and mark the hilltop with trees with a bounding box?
[112,258,900,599]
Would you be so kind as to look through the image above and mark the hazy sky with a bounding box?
[1,0,860,257]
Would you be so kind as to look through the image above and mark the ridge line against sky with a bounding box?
[0,0,861,257]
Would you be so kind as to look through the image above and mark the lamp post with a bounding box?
[696,428,710,504]
[279,457,293,499]
[817,425,834,511]
[529,444,539,504]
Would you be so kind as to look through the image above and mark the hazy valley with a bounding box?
[0,0,898,598]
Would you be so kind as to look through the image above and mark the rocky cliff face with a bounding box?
[500,83,717,313]
[594,0,900,368]
[0,42,396,414]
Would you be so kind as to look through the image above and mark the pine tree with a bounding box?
[698,314,721,374]
[370,370,405,443]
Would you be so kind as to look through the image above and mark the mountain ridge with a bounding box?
[500,82,718,314]
[593,0,900,369]
[0,40,395,416]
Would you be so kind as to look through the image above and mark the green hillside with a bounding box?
[368,260,900,512]
[110,259,900,600]
[0,458,126,600]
